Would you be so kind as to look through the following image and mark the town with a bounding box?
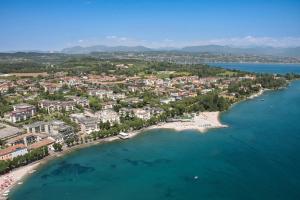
[0,58,293,178]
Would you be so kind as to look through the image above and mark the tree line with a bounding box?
[0,147,49,175]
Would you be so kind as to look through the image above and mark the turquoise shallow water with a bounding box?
[10,66,300,200]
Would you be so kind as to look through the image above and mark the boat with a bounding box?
[118,132,130,139]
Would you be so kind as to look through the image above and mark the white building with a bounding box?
[95,109,120,125]
[133,108,151,120]
[70,114,99,134]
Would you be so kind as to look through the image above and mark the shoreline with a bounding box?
[0,106,255,198]
[148,112,227,132]
[0,112,227,198]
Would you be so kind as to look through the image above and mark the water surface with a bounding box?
[10,80,300,200]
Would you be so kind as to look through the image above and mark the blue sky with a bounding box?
[0,0,300,51]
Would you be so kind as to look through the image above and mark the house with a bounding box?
[39,100,75,113]
[70,114,99,134]
[0,144,28,161]
[9,103,36,123]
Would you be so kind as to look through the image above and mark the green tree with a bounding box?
[53,143,63,152]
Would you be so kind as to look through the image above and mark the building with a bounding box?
[9,103,36,123]
[0,144,28,161]
[133,108,151,120]
[28,138,55,151]
[88,89,113,99]
[0,80,12,94]
[70,114,99,134]
[39,100,75,113]
[23,120,74,142]
[42,83,62,93]
[0,123,23,141]
[95,109,120,125]
[71,96,89,107]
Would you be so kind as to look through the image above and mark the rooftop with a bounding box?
[0,144,27,156]
[0,124,22,140]
[28,138,55,150]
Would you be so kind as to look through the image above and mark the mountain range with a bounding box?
[61,45,300,57]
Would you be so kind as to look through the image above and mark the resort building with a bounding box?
[28,138,55,151]
[23,120,74,142]
[39,100,76,113]
[132,108,151,120]
[6,132,48,147]
[0,144,28,161]
[70,114,99,134]
[9,103,36,123]
[71,96,89,107]
[95,109,120,125]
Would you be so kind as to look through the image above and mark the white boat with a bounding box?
[118,132,130,139]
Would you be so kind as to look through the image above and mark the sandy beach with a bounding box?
[149,112,227,132]
[247,89,269,99]
[0,162,40,199]
[0,111,226,198]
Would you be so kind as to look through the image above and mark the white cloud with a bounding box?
[106,35,117,39]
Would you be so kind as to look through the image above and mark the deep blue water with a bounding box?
[210,63,300,74]
[10,65,300,200]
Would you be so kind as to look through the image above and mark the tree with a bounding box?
[53,143,63,152]
[88,96,102,111]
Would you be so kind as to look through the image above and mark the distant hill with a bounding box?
[181,45,300,57]
[61,45,300,57]
[61,45,152,54]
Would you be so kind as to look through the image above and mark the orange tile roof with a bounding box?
[28,138,55,150]
[0,144,27,156]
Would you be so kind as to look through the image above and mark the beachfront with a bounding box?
[150,112,227,132]
[0,162,40,199]
[0,111,226,198]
